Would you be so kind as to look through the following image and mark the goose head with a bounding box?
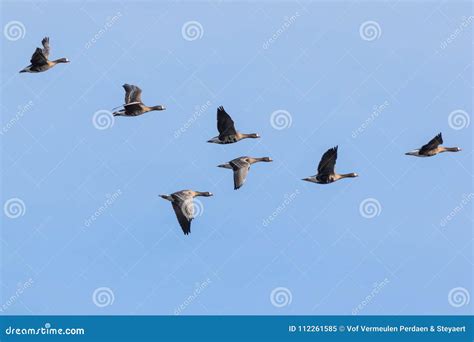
[54,58,70,64]
[196,191,213,197]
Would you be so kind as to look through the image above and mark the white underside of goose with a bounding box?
[20,66,38,73]
[302,176,319,183]
[207,136,224,143]
[405,150,429,157]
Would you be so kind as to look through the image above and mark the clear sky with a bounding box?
[1,1,472,315]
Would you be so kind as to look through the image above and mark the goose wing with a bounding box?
[230,158,250,190]
[317,146,338,175]
[41,37,50,58]
[30,48,48,66]
[419,133,443,154]
[217,106,237,138]
[171,198,193,235]
[123,84,143,104]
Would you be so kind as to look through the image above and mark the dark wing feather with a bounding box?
[317,146,338,175]
[41,37,50,58]
[419,133,443,154]
[123,84,143,105]
[217,106,237,138]
[130,85,142,103]
[30,48,48,66]
[123,84,133,104]
[171,201,192,235]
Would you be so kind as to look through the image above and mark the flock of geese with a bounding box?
[20,37,463,235]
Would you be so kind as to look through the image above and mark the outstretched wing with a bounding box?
[419,133,443,154]
[317,146,338,175]
[171,200,193,235]
[41,37,50,58]
[230,159,250,190]
[30,48,47,66]
[217,106,237,138]
[123,84,143,104]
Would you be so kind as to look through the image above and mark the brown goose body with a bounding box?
[218,156,272,190]
[160,190,212,235]
[113,84,166,117]
[20,37,69,73]
[405,133,461,157]
[207,106,260,144]
[302,146,358,184]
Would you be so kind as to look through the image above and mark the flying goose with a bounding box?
[113,84,166,117]
[160,190,213,235]
[207,106,260,144]
[302,146,358,184]
[20,37,69,73]
[405,133,461,157]
[218,156,273,190]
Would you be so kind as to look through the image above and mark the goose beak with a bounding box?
[301,178,311,182]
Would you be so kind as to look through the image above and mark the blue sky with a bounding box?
[1,1,472,315]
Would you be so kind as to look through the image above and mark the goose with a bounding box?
[302,146,358,184]
[159,190,213,235]
[113,84,166,117]
[19,37,69,73]
[218,156,273,190]
[405,133,461,157]
[207,106,260,144]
